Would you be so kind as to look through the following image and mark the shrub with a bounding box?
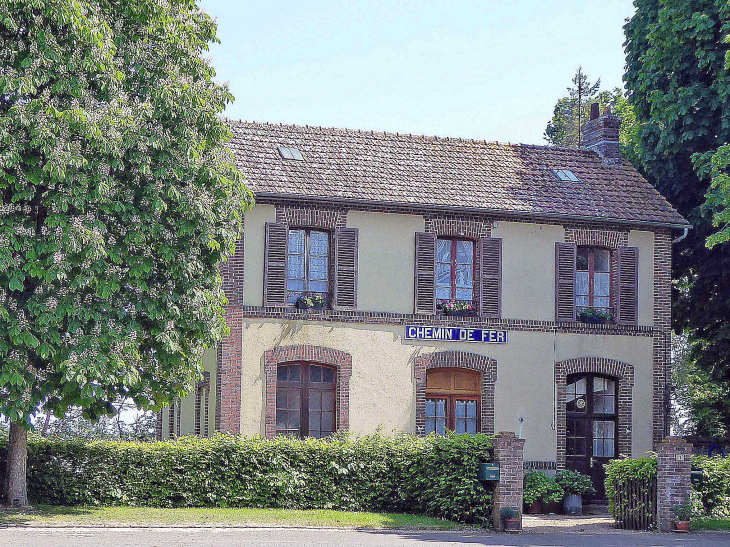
[604,456,657,517]
[523,470,563,505]
[0,432,494,525]
[692,455,730,519]
[555,470,595,496]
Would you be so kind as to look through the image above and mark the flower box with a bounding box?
[295,298,325,310]
[445,309,474,317]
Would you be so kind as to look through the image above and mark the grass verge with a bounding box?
[692,518,730,531]
[0,505,468,530]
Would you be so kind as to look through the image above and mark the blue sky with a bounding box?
[200,0,634,145]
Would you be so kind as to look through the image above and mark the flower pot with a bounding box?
[445,309,473,317]
[673,520,690,533]
[525,500,543,514]
[503,517,521,532]
[563,494,582,516]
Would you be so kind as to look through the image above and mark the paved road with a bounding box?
[0,527,728,547]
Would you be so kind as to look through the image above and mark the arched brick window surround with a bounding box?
[414,351,497,435]
[555,357,634,469]
[264,345,352,439]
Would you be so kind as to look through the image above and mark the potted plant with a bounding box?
[541,479,565,514]
[577,307,612,324]
[500,507,521,532]
[671,501,692,533]
[295,294,328,310]
[555,469,595,515]
[523,470,547,514]
[442,300,474,317]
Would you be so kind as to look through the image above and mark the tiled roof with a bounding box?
[227,120,689,228]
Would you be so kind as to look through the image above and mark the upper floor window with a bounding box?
[287,229,329,306]
[576,246,611,318]
[276,363,336,438]
[436,238,474,306]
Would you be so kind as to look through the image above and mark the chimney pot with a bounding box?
[590,103,600,121]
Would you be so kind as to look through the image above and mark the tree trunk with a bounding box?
[5,421,28,507]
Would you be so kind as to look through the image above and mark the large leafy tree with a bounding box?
[624,0,730,435]
[0,0,252,505]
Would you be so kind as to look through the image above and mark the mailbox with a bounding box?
[691,468,704,486]
[478,463,500,482]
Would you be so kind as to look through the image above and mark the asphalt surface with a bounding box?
[0,527,728,547]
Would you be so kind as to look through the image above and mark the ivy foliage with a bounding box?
[0,432,495,525]
[0,0,253,425]
[624,0,730,432]
[604,456,658,516]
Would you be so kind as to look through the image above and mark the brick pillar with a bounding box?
[493,431,525,532]
[657,437,692,532]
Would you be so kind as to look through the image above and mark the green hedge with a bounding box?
[604,455,730,519]
[0,432,494,525]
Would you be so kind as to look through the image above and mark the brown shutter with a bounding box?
[334,228,358,310]
[479,237,502,318]
[617,247,639,325]
[263,222,287,307]
[414,232,436,314]
[555,242,577,322]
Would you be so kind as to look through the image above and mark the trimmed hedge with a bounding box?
[604,455,730,519]
[0,432,494,524]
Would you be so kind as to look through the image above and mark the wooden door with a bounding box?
[565,374,618,500]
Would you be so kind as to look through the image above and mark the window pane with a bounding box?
[436,286,452,300]
[425,417,435,434]
[595,272,610,297]
[309,231,329,255]
[594,297,610,308]
[322,390,334,411]
[604,421,615,439]
[603,396,615,414]
[456,240,473,264]
[288,230,305,254]
[276,390,287,409]
[436,418,446,435]
[604,439,615,457]
[455,287,473,301]
[310,365,322,383]
[595,249,610,272]
[309,391,321,411]
[455,419,466,434]
[577,248,589,271]
[593,439,604,457]
[288,255,305,280]
[456,400,466,418]
[455,264,473,288]
[576,378,587,395]
[576,296,589,307]
[436,399,447,417]
[289,366,301,383]
[289,408,300,429]
[576,272,589,296]
[436,264,451,288]
[322,367,335,383]
[437,239,451,262]
[467,419,477,434]
[322,412,334,432]
[309,256,328,281]
[593,420,604,438]
[467,400,477,418]
[278,366,289,382]
[309,411,320,434]
[276,410,287,429]
[287,278,305,291]
[288,390,300,409]
[594,394,604,413]
[425,400,436,417]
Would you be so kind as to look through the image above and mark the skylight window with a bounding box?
[278,146,304,161]
[553,169,579,182]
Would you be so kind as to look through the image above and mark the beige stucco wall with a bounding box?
[232,318,654,462]
[628,230,655,327]
[243,204,277,307]
[347,211,425,314]
[491,221,565,321]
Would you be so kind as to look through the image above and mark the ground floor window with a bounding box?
[424,368,480,434]
[276,362,336,438]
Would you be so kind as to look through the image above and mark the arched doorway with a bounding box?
[565,373,618,500]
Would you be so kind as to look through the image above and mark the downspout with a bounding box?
[672,227,689,244]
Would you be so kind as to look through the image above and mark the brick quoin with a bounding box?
[264,345,352,439]
[657,437,692,532]
[493,431,525,532]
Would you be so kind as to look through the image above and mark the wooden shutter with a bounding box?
[555,242,577,322]
[414,232,437,314]
[263,222,287,307]
[334,228,358,310]
[617,247,639,325]
[479,237,502,318]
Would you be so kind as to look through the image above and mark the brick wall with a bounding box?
[493,431,525,531]
[657,437,692,532]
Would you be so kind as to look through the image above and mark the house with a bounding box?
[158,105,688,498]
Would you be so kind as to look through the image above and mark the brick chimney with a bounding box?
[582,103,621,161]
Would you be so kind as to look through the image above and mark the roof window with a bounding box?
[278,146,304,161]
[553,169,579,182]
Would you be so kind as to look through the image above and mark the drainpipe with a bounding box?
[672,227,689,244]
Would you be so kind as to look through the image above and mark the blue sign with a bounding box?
[405,325,507,344]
